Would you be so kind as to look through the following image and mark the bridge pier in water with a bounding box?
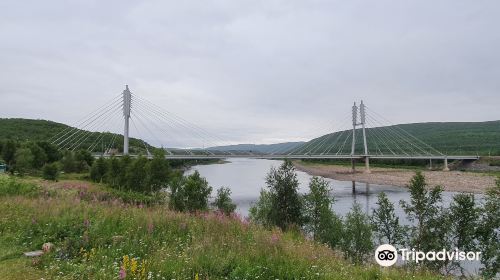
[364,156,370,173]
[443,157,449,171]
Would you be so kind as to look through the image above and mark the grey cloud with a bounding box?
[0,0,499,147]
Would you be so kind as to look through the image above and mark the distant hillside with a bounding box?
[208,142,304,154]
[2,118,499,156]
[297,121,500,156]
[0,118,150,153]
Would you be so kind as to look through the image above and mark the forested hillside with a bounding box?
[0,118,149,154]
[294,121,500,156]
[1,118,499,156]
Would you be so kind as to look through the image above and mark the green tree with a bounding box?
[213,187,236,215]
[118,155,132,187]
[147,150,170,192]
[303,177,342,248]
[90,157,108,183]
[170,171,212,212]
[75,149,94,172]
[42,162,59,181]
[265,160,303,230]
[476,180,500,278]
[13,147,34,176]
[447,193,478,275]
[371,192,407,246]
[341,203,374,264]
[27,142,47,168]
[126,157,149,192]
[249,189,274,227]
[105,157,122,188]
[400,172,450,270]
[1,140,17,167]
[36,141,62,163]
[60,151,76,173]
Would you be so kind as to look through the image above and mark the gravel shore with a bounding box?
[293,161,497,193]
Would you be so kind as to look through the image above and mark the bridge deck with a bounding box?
[100,154,480,160]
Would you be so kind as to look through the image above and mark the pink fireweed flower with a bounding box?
[119,266,126,279]
[270,232,280,244]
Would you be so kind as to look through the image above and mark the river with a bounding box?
[186,158,465,220]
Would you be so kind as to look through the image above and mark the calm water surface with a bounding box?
[186,158,464,220]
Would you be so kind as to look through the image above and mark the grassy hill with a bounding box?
[0,118,150,154]
[295,121,500,156]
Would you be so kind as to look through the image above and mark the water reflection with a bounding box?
[186,158,476,222]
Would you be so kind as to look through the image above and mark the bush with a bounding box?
[0,175,39,197]
[42,162,59,181]
[400,172,449,270]
[303,177,342,248]
[476,180,500,278]
[170,171,212,212]
[13,147,34,175]
[341,203,374,264]
[90,157,108,183]
[249,189,274,227]
[264,160,303,230]
[213,187,236,215]
[371,192,407,246]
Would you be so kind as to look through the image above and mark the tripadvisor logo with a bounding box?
[375,244,481,267]
[375,244,398,267]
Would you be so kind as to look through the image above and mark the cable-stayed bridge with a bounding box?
[49,86,479,172]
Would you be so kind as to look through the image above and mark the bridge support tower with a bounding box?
[351,101,370,173]
[360,101,370,173]
[123,85,132,155]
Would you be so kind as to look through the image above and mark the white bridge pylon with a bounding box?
[351,101,371,173]
[51,85,479,172]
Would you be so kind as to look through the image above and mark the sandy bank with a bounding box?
[293,161,497,193]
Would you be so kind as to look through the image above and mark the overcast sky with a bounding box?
[1,0,499,147]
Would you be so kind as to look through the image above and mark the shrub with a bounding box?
[42,162,59,181]
[249,189,273,227]
[476,180,500,278]
[90,157,108,183]
[341,203,374,264]
[213,187,236,215]
[14,147,34,175]
[447,193,478,275]
[400,172,450,270]
[371,192,407,246]
[303,176,342,248]
[170,171,212,212]
[0,175,38,197]
[265,160,303,230]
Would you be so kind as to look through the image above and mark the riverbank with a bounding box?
[293,161,497,193]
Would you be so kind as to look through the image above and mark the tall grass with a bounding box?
[0,176,444,279]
